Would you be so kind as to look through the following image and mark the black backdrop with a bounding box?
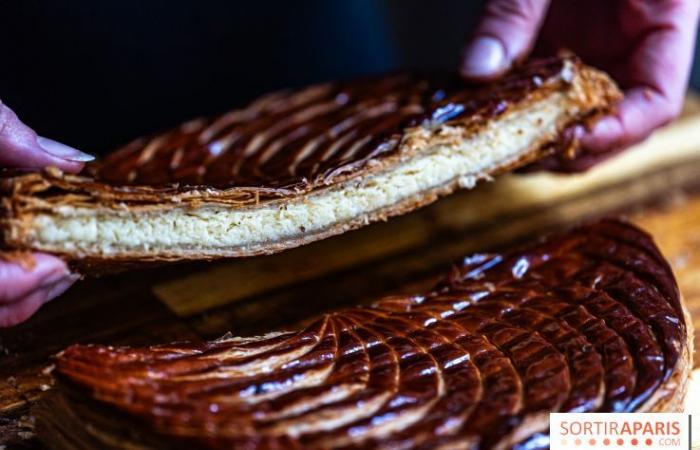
[2,1,698,156]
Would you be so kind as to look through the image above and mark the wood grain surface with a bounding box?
[2,96,700,448]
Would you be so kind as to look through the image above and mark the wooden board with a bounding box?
[2,95,700,448]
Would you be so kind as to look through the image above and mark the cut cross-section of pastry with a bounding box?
[35,219,693,449]
[0,54,621,264]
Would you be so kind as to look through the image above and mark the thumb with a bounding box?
[0,100,93,173]
[461,0,551,80]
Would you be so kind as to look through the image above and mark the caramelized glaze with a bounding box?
[88,57,570,193]
[51,219,686,449]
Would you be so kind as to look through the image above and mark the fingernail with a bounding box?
[36,136,95,162]
[581,116,621,153]
[42,274,79,303]
[38,268,72,289]
[461,36,507,78]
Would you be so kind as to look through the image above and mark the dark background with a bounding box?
[1,1,698,155]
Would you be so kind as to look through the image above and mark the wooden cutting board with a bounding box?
[2,95,700,448]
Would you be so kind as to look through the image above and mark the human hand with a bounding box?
[0,100,92,327]
[461,0,700,171]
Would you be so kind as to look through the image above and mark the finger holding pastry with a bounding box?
[0,254,78,328]
[0,100,91,326]
[462,0,700,171]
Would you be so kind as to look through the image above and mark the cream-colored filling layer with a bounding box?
[32,92,573,256]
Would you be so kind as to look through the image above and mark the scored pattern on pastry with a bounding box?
[51,219,688,449]
[90,57,571,191]
[1,54,623,265]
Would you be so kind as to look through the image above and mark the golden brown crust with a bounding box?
[34,220,691,449]
[639,297,693,413]
[0,55,622,269]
